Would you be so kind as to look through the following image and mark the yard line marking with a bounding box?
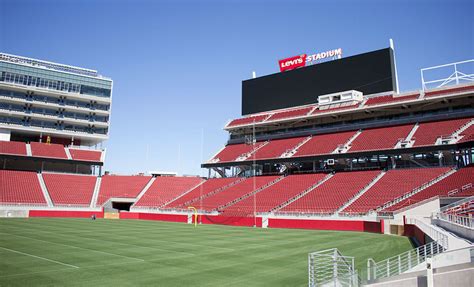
[0,246,79,269]
[0,268,74,279]
[0,232,145,262]
[1,226,209,255]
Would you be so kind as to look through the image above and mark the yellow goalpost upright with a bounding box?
[188,206,198,227]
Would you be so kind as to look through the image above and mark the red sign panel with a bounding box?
[278,54,307,72]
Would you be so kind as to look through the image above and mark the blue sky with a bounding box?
[1,0,473,176]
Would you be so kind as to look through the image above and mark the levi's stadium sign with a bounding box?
[278,48,343,72]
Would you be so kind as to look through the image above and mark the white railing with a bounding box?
[441,196,474,212]
[309,248,359,287]
[406,218,449,249]
[367,241,444,281]
[436,213,473,229]
[421,59,474,90]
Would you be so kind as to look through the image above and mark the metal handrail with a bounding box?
[367,240,444,281]
[436,213,474,229]
[406,218,449,249]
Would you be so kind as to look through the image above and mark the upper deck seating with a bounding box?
[267,106,314,121]
[459,125,474,143]
[210,142,265,162]
[251,137,305,160]
[0,141,27,156]
[365,93,419,106]
[69,149,102,162]
[424,85,474,98]
[412,118,471,147]
[348,125,414,152]
[30,142,67,159]
[293,131,356,157]
[226,114,268,127]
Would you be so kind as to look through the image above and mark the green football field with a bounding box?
[0,218,412,286]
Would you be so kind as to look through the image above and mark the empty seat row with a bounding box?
[212,118,473,163]
[385,167,474,211]
[134,176,204,208]
[43,173,97,206]
[221,173,327,216]
[225,85,474,129]
[365,93,419,106]
[342,167,451,213]
[195,176,281,211]
[280,170,381,214]
[0,140,103,162]
[0,170,46,205]
[163,177,238,208]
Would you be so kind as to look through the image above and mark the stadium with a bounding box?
[1,3,473,286]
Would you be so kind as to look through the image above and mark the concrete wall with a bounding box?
[0,209,28,217]
[433,218,474,242]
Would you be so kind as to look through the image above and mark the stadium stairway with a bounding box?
[408,217,472,250]
[25,143,32,156]
[217,175,285,212]
[451,118,474,143]
[280,136,312,158]
[395,123,419,149]
[90,177,102,208]
[176,177,247,208]
[237,141,269,161]
[336,170,387,214]
[37,173,53,207]
[157,180,208,208]
[335,130,362,153]
[270,173,334,212]
[132,177,157,204]
[64,147,72,160]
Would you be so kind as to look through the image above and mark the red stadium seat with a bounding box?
[69,149,102,162]
[385,167,474,211]
[191,176,280,211]
[342,167,450,213]
[0,141,27,156]
[267,106,314,121]
[0,170,46,205]
[43,173,96,206]
[163,177,239,208]
[134,176,204,208]
[348,125,414,152]
[30,142,68,159]
[226,114,268,127]
[280,170,381,214]
[364,93,419,106]
[412,118,471,147]
[293,131,356,157]
[221,173,327,216]
[97,175,152,206]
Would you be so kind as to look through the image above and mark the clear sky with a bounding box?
[1,0,473,176]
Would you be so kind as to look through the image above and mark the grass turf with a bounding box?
[0,218,412,286]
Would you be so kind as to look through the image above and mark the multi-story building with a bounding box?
[0,53,112,174]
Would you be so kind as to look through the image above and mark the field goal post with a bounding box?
[188,206,198,227]
[308,248,360,287]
